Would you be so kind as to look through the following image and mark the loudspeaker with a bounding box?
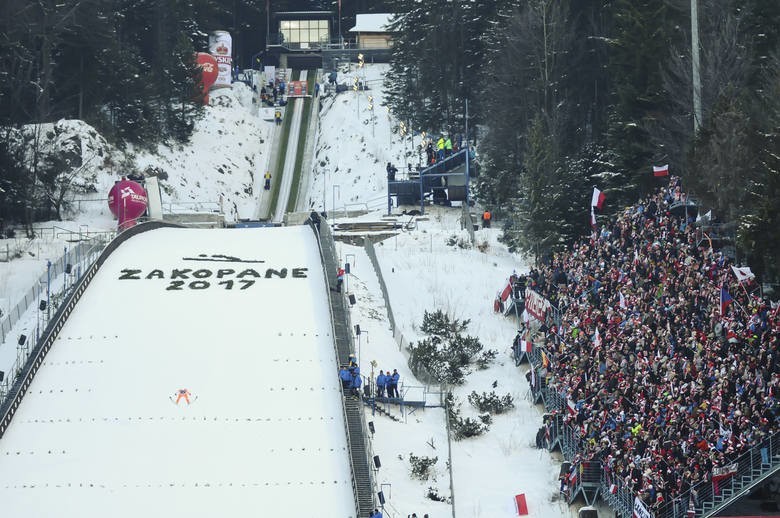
[348,293,356,305]
[65,263,72,274]
[345,262,351,274]
[373,455,381,468]
[368,421,375,435]
[377,491,385,505]
[18,334,26,346]
[355,324,361,335]
[39,300,47,311]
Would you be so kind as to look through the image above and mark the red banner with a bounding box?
[525,289,550,323]
[287,80,308,97]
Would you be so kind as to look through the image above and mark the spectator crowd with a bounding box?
[520,177,779,512]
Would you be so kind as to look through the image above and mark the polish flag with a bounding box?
[591,187,605,210]
[653,164,669,177]
[593,327,602,348]
[590,207,597,228]
[520,335,532,353]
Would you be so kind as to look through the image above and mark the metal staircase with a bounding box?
[316,221,376,517]
[345,398,375,515]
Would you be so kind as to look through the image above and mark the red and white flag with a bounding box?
[566,397,577,416]
[619,291,627,309]
[591,187,605,210]
[593,327,602,348]
[653,164,669,177]
[520,335,532,353]
[590,207,597,228]
[731,265,755,283]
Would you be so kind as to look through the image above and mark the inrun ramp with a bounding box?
[0,226,355,517]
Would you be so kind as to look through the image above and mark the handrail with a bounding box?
[314,220,365,516]
[0,221,182,440]
[0,232,114,346]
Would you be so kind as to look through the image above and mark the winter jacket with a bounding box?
[389,372,400,386]
[351,374,362,389]
[339,368,352,383]
[376,373,387,388]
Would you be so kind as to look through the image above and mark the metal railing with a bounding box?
[316,219,372,516]
[526,339,780,517]
[0,233,113,347]
[0,222,178,439]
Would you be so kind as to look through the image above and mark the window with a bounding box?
[279,18,330,44]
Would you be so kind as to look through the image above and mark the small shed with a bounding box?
[349,13,396,49]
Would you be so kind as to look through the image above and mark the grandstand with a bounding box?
[517,176,780,517]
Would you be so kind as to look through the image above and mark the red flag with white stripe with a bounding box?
[653,164,669,177]
[591,187,605,210]
[520,335,532,353]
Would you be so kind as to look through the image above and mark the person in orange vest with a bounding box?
[482,209,492,228]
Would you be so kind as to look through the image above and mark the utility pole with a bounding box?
[691,0,702,131]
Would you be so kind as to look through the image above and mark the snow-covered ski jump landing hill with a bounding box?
[0,225,355,518]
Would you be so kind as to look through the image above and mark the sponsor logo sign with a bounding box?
[208,31,232,88]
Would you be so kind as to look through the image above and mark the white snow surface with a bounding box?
[0,64,576,518]
[0,226,354,517]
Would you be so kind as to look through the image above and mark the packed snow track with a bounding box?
[0,225,355,517]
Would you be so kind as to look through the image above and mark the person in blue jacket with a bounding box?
[376,370,387,397]
[350,370,362,398]
[388,369,400,398]
[339,366,352,390]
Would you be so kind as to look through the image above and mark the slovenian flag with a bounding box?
[720,286,733,316]
[591,187,605,210]
[653,164,669,177]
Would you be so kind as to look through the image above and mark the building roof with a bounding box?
[349,13,396,33]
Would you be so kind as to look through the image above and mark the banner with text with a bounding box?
[633,497,653,518]
[525,289,550,323]
[287,80,308,97]
[208,30,233,88]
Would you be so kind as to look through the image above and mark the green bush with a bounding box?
[445,392,489,440]
[408,310,486,385]
[409,453,438,481]
[467,390,515,414]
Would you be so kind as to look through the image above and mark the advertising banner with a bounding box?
[633,497,654,518]
[208,30,233,88]
[108,179,148,230]
[263,65,276,85]
[525,289,550,323]
[287,80,308,97]
[195,52,218,104]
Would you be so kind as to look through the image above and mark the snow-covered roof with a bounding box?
[349,13,395,33]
